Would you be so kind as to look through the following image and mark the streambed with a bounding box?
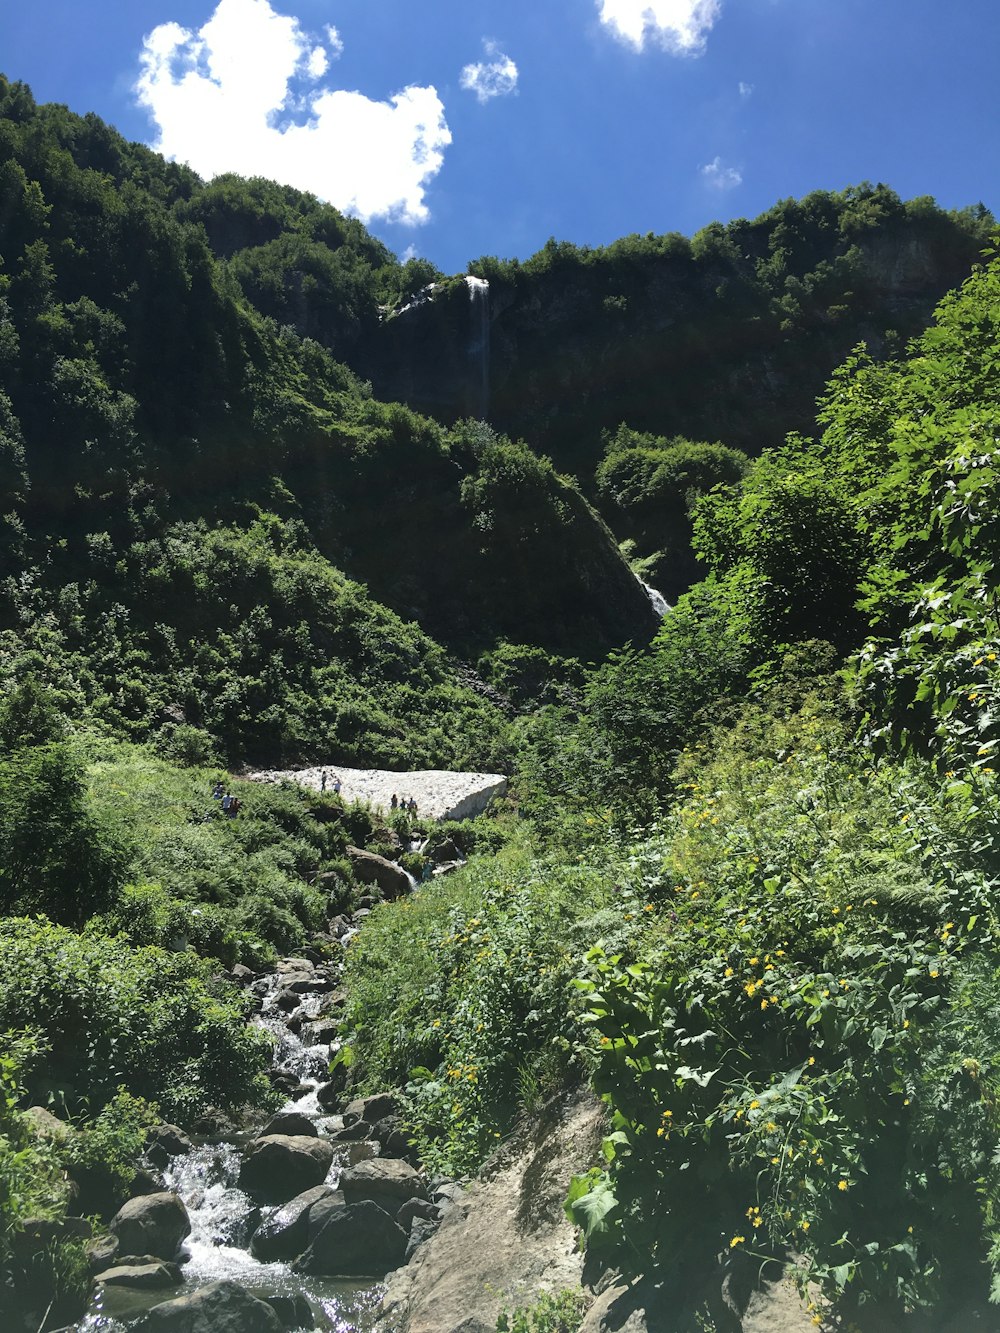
[70,959,400,1333]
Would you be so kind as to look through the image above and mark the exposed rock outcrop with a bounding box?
[377,1089,603,1333]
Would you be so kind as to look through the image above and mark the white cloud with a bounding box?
[135,0,450,225]
[325,25,344,59]
[738,80,753,98]
[700,156,742,189]
[459,41,518,103]
[597,0,721,53]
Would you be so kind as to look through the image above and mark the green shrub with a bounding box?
[497,1289,587,1333]
[0,918,277,1122]
[343,838,622,1175]
[566,705,1000,1318]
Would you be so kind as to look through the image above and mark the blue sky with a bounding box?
[1,0,997,274]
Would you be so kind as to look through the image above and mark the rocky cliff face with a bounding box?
[360,222,985,480]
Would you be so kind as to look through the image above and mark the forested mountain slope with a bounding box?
[363,187,993,476]
[0,76,654,765]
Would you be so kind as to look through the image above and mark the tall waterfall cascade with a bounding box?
[464,275,490,419]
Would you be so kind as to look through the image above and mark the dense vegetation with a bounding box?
[342,246,1000,1326]
[372,186,994,481]
[0,73,651,777]
[2,75,999,1332]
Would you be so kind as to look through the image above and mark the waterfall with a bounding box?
[464,275,490,419]
[641,581,671,617]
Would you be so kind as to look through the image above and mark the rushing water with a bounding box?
[72,972,386,1332]
[641,580,671,617]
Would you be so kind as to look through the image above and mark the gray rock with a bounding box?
[339,1158,428,1206]
[86,1233,119,1272]
[130,1167,166,1197]
[315,1074,347,1112]
[189,1107,236,1138]
[230,963,257,984]
[304,1019,340,1045]
[305,1191,350,1240]
[96,1261,182,1289]
[24,1105,75,1142]
[250,1186,339,1262]
[396,1197,438,1229]
[343,1092,398,1126]
[347,847,411,901]
[260,1111,318,1138]
[371,1114,414,1160]
[286,976,336,994]
[331,1120,372,1142]
[146,1124,193,1169]
[429,837,460,863]
[238,1135,335,1204]
[262,1294,315,1331]
[148,1124,193,1156]
[293,1199,408,1276]
[138,1280,283,1332]
[405,1216,438,1262]
[109,1193,190,1261]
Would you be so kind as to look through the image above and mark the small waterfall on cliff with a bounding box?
[464,275,490,418]
[641,581,671,617]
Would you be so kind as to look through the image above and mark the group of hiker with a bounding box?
[211,780,242,818]
[209,770,419,821]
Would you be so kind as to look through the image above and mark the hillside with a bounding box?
[0,76,654,767]
[2,73,1000,1333]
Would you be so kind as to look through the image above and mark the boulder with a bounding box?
[343,1092,398,1126]
[189,1108,236,1138]
[405,1216,438,1262]
[305,1191,350,1241]
[396,1196,438,1230]
[109,1193,191,1261]
[371,1114,414,1160]
[24,1106,75,1143]
[293,1199,408,1276]
[86,1233,120,1273]
[346,847,411,902]
[429,837,460,864]
[315,1074,348,1112]
[238,1135,335,1204]
[250,1186,340,1262]
[262,1295,315,1331]
[138,1281,283,1333]
[230,963,257,985]
[146,1125,193,1157]
[129,1167,166,1197]
[331,1120,372,1142]
[260,1111,317,1139]
[304,1019,340,1045]
[339,1158,428,1207]
[95,1261,182,1289]
[286,976,336,994]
